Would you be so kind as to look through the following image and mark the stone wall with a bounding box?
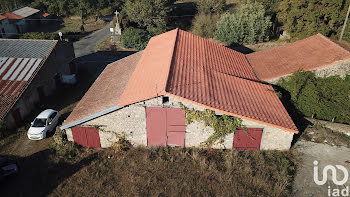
[5,41,75,127]
[66,95,295,150]
[266,60,350,84]
[314,60,350,78]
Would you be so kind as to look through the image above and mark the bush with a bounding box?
[20,32,58,40]
[0,120,9,139]
[196,0,226,14]
[111,134,132,153]
[191,13,220,38]
[121,27,150,50]
[278,71,350,124]
[215,1,272,45]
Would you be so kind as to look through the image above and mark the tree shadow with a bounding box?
[228,44,255,54]
[169,2,197,30]
[0,149,98,196]
[33,17,65,33]
[272,85,312,146]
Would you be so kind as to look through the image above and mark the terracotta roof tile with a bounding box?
[0,15,6,21]
[63,51,143,125]
[118,29,297,133]
[3,12,23,20]
[246,34,350,81]
[117,29,178,106]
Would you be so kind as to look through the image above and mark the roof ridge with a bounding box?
[244,55,260,80]
[317,33,350,55]
[213,68,264,84]
[164,28,179,93]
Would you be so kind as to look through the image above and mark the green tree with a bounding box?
[215,1,272,45]
[191,13,220,38]
[121,27,150,50]
[123,0,175,36]
[196,0,226,14]
[278,0,350,39]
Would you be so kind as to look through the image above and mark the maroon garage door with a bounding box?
[233,128,263,150]
[72,127,101,148]
[146,107,186,147]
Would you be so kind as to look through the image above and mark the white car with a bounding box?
[27,109,60,140]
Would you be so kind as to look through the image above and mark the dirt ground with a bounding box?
[293,140,350,197]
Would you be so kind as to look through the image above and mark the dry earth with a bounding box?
[293,140,350,197]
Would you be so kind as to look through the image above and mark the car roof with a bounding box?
[36,109,57,119]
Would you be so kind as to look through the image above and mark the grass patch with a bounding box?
[51,147,298,196]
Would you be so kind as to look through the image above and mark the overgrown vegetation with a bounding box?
[196,0,226,14]
[215,1,272,45]
[278,71,350,125]
[51,147,299,196]
[277,0,350,40]
[191,13,220,38]
[179,102,245,147]
[20,32,58,40]
[0,120,10,140]
[118,0,176,49]
[302,121,350,147]
[121,27,150,50]
[29,0,123,18]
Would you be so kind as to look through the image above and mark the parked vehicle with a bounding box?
[0,157,18,181]
[27,109,60,140]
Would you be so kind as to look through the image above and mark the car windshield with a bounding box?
[32,118,47,127]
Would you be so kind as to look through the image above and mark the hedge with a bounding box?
[278,71,350,124]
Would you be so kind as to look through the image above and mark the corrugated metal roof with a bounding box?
[0,39,57,119]
[0,39,57,58]
[118,29,297,133]
[0,57,43,119]
[246,34,350,81]
[11,7,40,18]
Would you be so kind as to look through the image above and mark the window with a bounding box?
[48,112,57,124]
[49,112,57,120]
[162,96,169,104]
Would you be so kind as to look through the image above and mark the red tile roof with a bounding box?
[246,34,350,81]
[118,29,297,133]
[2,12,23,20]
[117,29,178,106]
[63,51,143,125]
[0,15,6,21]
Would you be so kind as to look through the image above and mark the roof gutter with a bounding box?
[60,105,121,130]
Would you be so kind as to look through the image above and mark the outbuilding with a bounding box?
[246,33,350,84]
[0,39,76,128]
[61,29,298,150]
